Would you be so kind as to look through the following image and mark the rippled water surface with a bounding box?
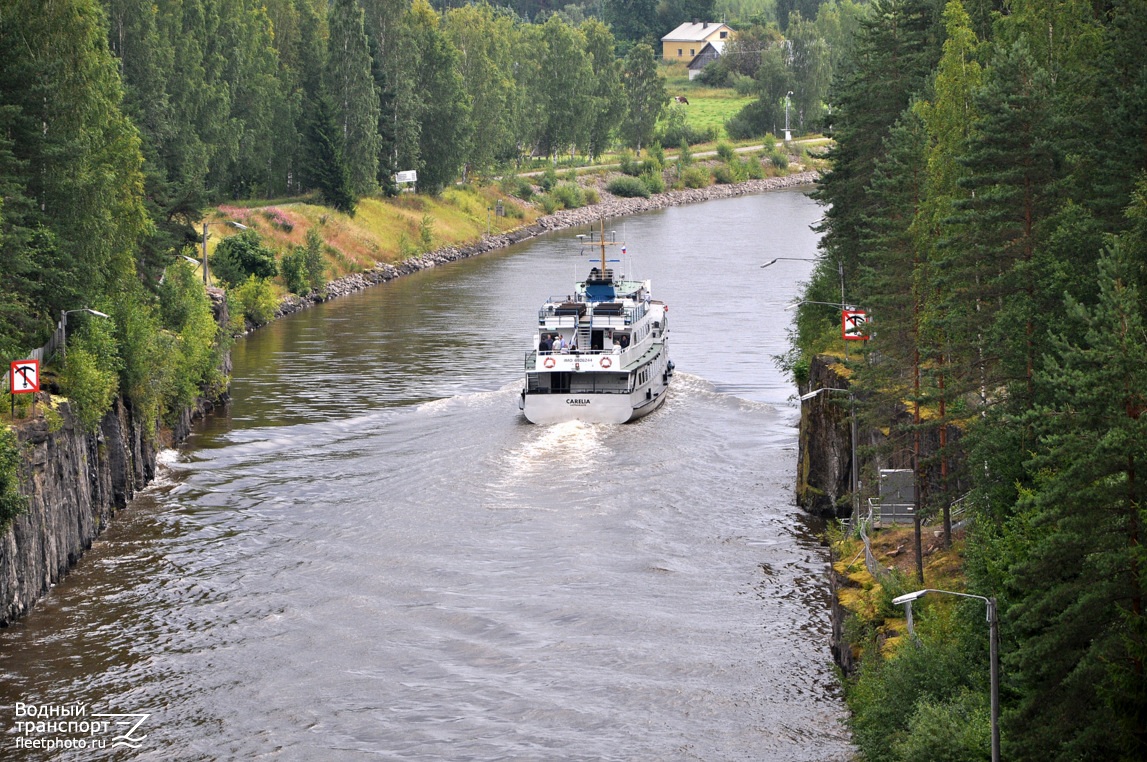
[1,190,853,760]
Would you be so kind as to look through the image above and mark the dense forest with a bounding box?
[795,0,1147,758]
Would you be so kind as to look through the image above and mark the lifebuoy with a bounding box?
[600,357,612,368]
[544,357,556,369]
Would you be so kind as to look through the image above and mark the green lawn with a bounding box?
[660,61,753,140]
[680,94,753,139]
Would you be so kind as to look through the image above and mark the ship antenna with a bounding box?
[599,218,607,274]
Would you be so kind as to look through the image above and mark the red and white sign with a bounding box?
[10,360,40,393]
[842,310,869,341]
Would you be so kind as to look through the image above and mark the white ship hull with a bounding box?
[520,225,672,425]
[520,345,671,424]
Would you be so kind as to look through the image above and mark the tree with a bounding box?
[533,16,593,160]
[407,0,471,194]
[210,229,279,286]
[327,0,381,197]
[1004,239,1147,761]
[444,4,519,176]
[362,0,420,194]
[809,0,943,355]
[0,0,150,328]
[603,0,659,46]
[581,19,625,160]
[620,43,666,153]
[304,94,356,214]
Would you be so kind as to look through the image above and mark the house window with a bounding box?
[720,30,728,38]
[690,48,695,55]
[677,48,683,56]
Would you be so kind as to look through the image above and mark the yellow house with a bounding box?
[660,21,732,61]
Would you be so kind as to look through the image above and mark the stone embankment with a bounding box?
[272,172,819,321]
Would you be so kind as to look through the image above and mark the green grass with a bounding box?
[660,61,754,141]
[682,95,754,139]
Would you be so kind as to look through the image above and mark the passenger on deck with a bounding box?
[539,334,552,353]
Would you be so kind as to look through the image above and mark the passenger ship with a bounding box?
[519,223,673,424]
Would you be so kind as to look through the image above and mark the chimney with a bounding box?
[703,21,708,28]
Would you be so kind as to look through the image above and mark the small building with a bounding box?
[687,40,726,80]
[660,21,732,62]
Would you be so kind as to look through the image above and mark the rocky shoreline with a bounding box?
[270,171,819,323]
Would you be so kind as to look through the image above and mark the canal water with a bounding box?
[0,189,853,760]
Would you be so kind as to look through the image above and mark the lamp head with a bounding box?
[892,590,928,606]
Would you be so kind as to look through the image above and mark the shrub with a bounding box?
[745,156,766,179]
[640,170,665,194]
[110,284,167,430]
[539,165,558,192]
[61,322,120,432]
[618,151,640,177]
[716,141,736,163]
[681,166,710,188]
[606,175,651,198]
[159,272,223,416]
[419,214,434,252]
[767,148,789,170]
[582,187,599,205]
[0,426,28,529]
[231,276,278,327]
[211,230,278,286]
[551,182,585,209]
[712,164,737,184]
[280,249,309,295]
[539,194,559,214]
[647,142,665,169]
[261,207,294,232]
[678,138,693,167]
[659,103,719,147]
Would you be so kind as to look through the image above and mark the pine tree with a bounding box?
[1004,237,1147,761]
[0,0,150,321]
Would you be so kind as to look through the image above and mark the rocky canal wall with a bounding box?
[0,298,230,627]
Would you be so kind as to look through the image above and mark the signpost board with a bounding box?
[10,360,39,394]
[842,309,869,341]
[9,359,39,416]
[395,170,417,185]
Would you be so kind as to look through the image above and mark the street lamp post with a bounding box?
[61,308,110,360]
[201,220,249,287]
[785,91,793,141]
[892,589,1001,762]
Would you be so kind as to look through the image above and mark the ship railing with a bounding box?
[525,345,638,368]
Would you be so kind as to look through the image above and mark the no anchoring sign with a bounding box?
[10,360,39,394]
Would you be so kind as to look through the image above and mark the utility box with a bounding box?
[877,469,916,525]
[879,470,915,502]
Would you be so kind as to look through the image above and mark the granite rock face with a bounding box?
[797,355,855,519]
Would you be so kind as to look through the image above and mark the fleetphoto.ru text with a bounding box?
[11,702,149,753]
